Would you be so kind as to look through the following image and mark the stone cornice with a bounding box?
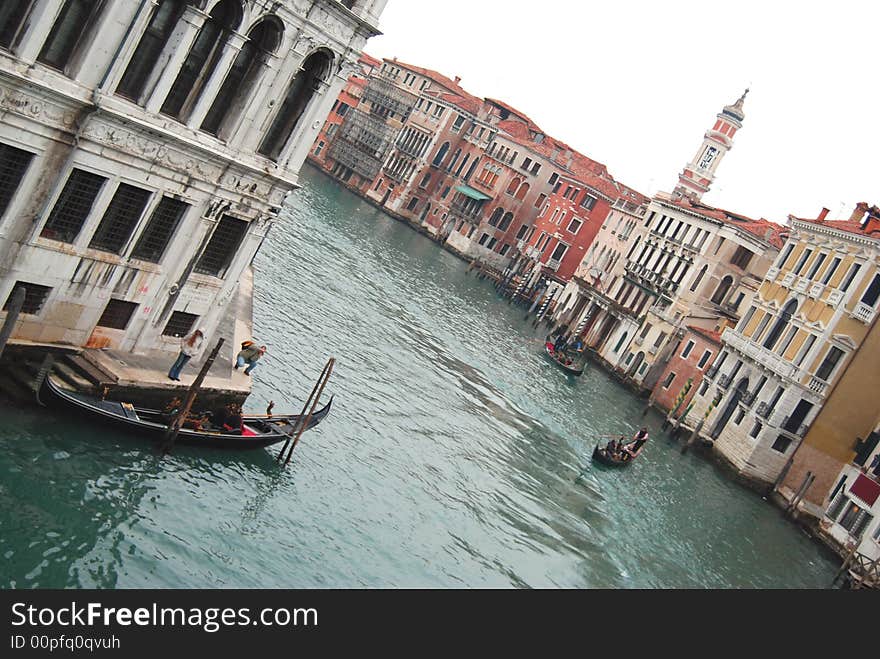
[791,218,880,250]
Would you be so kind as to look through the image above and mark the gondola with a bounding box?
[41,374,332,450]
[544,344,585,376]
[591,444,635,467]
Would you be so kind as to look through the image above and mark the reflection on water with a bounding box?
[0,167,835,588]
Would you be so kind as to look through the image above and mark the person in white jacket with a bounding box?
[167,327,204,381]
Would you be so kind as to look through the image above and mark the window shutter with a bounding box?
[826,492,847,520]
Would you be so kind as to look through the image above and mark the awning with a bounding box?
[454,185,491,201]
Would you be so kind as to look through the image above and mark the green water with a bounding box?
[0,166,836,588]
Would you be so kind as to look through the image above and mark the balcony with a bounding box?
[705,365,719,379]
[721,327,800,381]
[853,301,877,324]
[547,258,561,272]
[718,374,732,389]
[793,277,809,294]
[633,335,644,347]
[741,391,756,407]
[808,282,824,298]
[808,375,829,396]
[781,272,796,287]
[471,177,494,191]
[756,402,771,419]
[827,289,844,306]
[766,266,780,281]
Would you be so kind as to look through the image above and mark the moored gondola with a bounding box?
[41,375,332,450]
[544,344,585,376]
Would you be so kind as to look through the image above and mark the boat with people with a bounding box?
[41,374,332,450]
[591,427,649,467]
[544,341,585,376]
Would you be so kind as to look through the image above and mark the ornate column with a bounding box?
[186,31,246,130]
[144,5,208,114]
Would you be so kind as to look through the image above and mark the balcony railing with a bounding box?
[808,282,824,298]
[793,277,809,293]
[741,391,756,407]
[718,374,732,389]
[756,401,770,419]
[705,365,719,379]
[808,375,829,396]
[766,266,780,281]
[853,301,877,324]
[827,289,844,306]
[547,258,561,271]
[721,327,800,381]
[633,335,644,346]
[781,272,796,287]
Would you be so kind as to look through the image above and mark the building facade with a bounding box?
[1,1,383,355]
[684,205,880,487]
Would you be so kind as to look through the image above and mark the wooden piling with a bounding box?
[0,286,25,360]
[278,357,335,467]
[161,338,225,454]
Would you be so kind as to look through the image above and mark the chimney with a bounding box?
[817,207,830,221]
[864,206,880,235]
[848,201,869,224]
[453,76,461,85]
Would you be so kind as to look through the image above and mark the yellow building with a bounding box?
[683,203,880,487]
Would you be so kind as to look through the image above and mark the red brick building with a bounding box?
[650,326,721,413]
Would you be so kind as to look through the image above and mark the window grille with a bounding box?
[89,183,152,253]
[194,215,248,278]
[826,492,847,520]
[162,311,199,337]
[3,281,52,315]
[41,169,107,243]
[0,143,33,219]
[96,299,138,330]
[130,197,188,262]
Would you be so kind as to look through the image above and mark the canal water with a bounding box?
[0,166,836,588]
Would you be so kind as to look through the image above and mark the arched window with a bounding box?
[431,142,450,167]
[464,158,479,181]
[38,0,103,72]
[454,154,470,177]
[487,207,503,226]
[498,212,513,232]
[201,17,283,137]
[446,148,461,172]
[711,275,733,304]
[613,332,628,353]
[116,1,186,102]
[506,177,521,195]
[763,299,797,350]
[160,0,244,120]
[258,49,333,161]
[514,181,530,201]
[690,264,707,292]
[1,2,35,50]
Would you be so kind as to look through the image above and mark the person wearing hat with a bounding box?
[234,342,266,376]
[167,327,205,381]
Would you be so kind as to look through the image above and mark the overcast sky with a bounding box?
[365,0,879,224]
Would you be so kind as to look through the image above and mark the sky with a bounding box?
[365,0,879,224]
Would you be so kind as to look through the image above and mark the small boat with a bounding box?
[544,344,585,376]
[591,444,635,467]
[41,375,332,450]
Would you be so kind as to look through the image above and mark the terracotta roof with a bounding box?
[666,197,787,248]
[485,98,542,131]
[385,58,470,96]
[359,52,382,68]
[687,325,722,344]
[790,209,880,239]
[429,90,482,115]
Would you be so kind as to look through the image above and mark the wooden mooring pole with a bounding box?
[0,286,25,360]
[161,338,225,454]
[277,357,335,467]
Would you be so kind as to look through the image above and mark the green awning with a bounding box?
[454,185,491,201]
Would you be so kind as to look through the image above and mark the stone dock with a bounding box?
[0,268,258,413]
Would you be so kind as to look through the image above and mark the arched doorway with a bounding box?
[627,351,645,377]
[711,275,734,305]
[710,377,749,439]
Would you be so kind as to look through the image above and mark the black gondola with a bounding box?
[544,344,585,376]
[41,375,332,450]
[592,444,635,467]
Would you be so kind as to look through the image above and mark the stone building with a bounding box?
[683,204,880,487]
[1,1,383,357]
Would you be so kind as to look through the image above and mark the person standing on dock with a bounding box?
[167,328,205,381]
[234,342,266,376]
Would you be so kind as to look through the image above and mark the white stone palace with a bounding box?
[0,0,383,354]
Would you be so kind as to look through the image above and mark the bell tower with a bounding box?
[673,89,748,202]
